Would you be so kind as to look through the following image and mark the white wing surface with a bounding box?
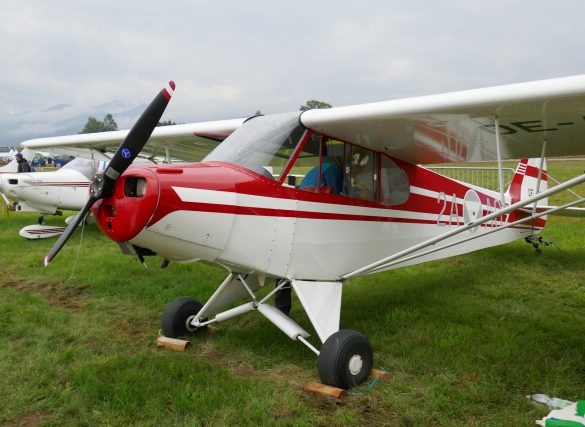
[301,75,585,164]
[21,118,246,162]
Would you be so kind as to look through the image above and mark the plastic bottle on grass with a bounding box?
[529,394,575,409]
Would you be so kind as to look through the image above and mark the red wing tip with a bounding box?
[169,81,176,90]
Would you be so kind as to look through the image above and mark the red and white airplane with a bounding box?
[24,76,585,389]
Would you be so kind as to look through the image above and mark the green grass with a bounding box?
[1,161,584,426]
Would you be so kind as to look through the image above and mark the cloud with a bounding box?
[1,0,584,145]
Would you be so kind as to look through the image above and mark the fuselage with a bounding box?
[0,169,89,213]
[93,159,543,281]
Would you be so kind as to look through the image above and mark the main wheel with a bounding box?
[161,296,206,338]
[318,329,373,389]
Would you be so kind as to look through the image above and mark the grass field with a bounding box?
[1,160,584,426]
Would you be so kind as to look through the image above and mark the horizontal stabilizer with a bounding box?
[19,224,66,239]
[538,205,585,218]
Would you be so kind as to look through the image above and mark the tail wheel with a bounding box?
[161,296,206,338]
[317,329,373,389]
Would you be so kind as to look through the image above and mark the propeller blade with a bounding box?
[44,81,175,266]
[44,197,97,266]
[95,81,176,199]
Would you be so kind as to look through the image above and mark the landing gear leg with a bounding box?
[274,279,291,316]
[37,215,45,225]
[318,329,373,389]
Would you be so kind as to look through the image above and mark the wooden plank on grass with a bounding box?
[156,336,190,352]
[304,381,347,399]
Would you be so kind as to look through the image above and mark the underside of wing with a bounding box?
[301,75,585,165]
[21,118,246,163]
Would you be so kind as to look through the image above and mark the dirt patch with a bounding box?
[186,339,388,423]
[0,272,91,312]
[299,385,387,425]
[194,341,313,386]
[1,412,53,427]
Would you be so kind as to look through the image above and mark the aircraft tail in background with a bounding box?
[0,148,35,173]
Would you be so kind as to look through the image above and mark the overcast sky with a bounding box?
[1,1,584,145]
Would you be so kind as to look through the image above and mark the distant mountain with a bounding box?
[42,103,73,112]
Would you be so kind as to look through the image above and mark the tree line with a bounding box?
[80,100,331,133]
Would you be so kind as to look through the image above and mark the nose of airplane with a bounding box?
[92,167,159,242]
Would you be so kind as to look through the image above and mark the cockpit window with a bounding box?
[60,157,105,180]
[203,112,305,180]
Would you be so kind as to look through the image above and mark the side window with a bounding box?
[287,134,343,195]
[380,155,410,205]
[343,145,377,202]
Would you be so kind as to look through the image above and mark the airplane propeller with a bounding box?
[44,81,176,266]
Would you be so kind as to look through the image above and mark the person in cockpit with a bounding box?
[298,141,342,195]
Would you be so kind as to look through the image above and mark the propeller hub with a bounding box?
[90,172,105,199]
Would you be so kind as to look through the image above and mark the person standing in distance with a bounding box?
[15,152,31,173]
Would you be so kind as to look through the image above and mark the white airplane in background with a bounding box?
[23,76,585,389]
[0,156,107,238]
[0,148,35,212]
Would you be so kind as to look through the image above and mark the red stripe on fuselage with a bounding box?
[27,182,89,186]
[142,161,543,230]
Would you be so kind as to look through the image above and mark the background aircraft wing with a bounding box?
[538,205,585,217]
[21,118,246,163]
[301,75,585,165]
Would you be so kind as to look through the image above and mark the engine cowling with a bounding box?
[92,167,159,242]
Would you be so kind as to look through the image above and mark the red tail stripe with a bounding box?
[524,164,548,180]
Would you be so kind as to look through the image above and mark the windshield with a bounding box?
[60,157,107,180]
[204,112,305,179]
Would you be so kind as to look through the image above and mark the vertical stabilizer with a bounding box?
[506,158,548,231]
[506,158,548,205]
[0,148,35,173]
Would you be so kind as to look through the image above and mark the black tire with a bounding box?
[318,329,373,389]
[161,296,206,338]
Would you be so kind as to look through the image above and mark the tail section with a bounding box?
[506,158,548,230]
[506,158,548,205]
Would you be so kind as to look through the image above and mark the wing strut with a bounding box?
[532,140,547,215]
[366,196,585,274]
[341,172,585,280]
[494,116,505,204]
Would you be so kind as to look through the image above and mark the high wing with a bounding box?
[21,118,246,163]
[21,75,585,165]
[301,75,585,164]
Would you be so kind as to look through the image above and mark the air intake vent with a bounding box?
[124,177,146,197]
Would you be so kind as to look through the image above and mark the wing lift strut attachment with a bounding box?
[341,172,585,280]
